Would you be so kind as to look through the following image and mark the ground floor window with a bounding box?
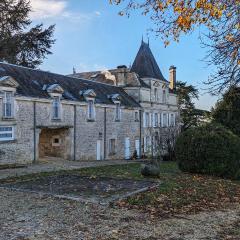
[0,126,14,141]
[109,139,116,155]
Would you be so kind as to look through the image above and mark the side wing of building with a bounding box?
[0,62,141,164]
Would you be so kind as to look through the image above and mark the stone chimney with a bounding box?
[114,65,129,86]
[169,65,176,90]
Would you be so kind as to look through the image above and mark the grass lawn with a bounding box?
[2,161,240,218]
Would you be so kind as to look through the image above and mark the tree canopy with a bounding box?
[176,81,199,130]
[0,0,55,68]
[212,86,240,136]
[110,0,240,94]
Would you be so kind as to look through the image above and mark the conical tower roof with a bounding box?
[131,40,167,81]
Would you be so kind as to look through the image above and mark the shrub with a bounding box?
[176,123,240,179]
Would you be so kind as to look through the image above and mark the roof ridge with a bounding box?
[0,61,121,88]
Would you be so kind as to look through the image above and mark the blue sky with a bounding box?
[30,0,219,110]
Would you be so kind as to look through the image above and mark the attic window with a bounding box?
[52,96,61,120]
[115,102,121,121]
[87,99,95,121]
[3,91,14,118]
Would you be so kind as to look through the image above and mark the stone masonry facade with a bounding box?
[0,40,179,164]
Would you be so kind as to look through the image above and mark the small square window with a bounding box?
[52,136,61,146]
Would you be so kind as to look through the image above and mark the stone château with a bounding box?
[0,40,179,164]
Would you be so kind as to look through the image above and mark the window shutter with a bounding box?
[149,113,152,127]
[161,113,164,127]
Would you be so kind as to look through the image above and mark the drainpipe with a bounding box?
[33,101,37,163]
[73,105,77,161]
[139,109,142,158]
[104,107,107,160]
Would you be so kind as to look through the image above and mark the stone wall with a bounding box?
[0,97,141,164]
[0,98,34,164]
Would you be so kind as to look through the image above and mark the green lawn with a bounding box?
[2,161,240,218]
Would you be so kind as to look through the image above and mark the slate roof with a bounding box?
[0,62,140,108]
[131,41,167,81]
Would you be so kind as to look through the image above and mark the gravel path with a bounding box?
[1,188,240,240]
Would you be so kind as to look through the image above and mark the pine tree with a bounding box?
[0,0,55,68]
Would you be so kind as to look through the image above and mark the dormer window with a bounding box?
[52,96,61,120]
[115,102,121,121]
[3,91,14,118]
[87,99,95,120]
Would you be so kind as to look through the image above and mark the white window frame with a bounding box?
[52,96,61,120]
[162,113,168,127]
[145,112,150,127]
[87,99,95,120]
[115,102,121,121]
[3,91,14,118]
[170,113,176,126]
[0,126,14,141]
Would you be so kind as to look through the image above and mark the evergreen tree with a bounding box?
[0,0,55,68]
[212,86,240,136]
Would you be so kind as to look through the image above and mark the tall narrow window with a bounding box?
[154,113,158,127]
[109,139,116,155]
[135,111,139,122]
[162,90,167,103]
[154,88,158,102]
[52,96,61,120]
[170,113,175,126]
[115,102,121,121]
[3,91,13,118]
[88,99,95,120]
[163,113,167,127]
[145,112,149,127]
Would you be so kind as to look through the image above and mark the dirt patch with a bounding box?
[0,175,158,204]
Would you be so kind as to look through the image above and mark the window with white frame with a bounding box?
[170,113,175,126]
[162,90,167,104]
[0,126,14,141]
[115,102,121,121]
[3,91,14,118]
[135,111,139,121]
[109,138,116,155]
[87,99,95,120]
[154,113,158,127]
[52,96,61,120]
[162,113,168,127]
[145,112,150,127]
